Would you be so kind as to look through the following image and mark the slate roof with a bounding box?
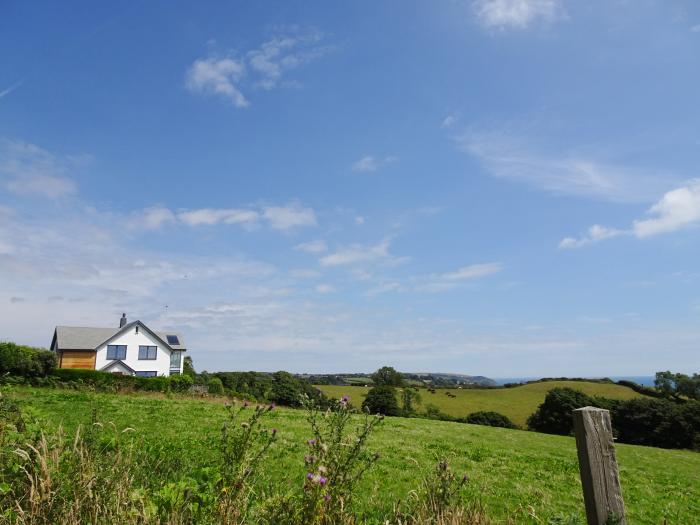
[52,322,186,352]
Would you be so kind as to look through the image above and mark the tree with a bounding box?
[371,366,403,387]
[183,355,196,378]
[362,385,400,416]
[465,411,517,429]
[655,371,700,401]
[207,377,224,395]
[401,387,422,415]
[527,387,595,435]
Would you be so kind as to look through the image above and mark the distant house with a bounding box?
[50,314,186,377]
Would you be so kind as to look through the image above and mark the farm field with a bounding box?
[4,386,699,524]
[316,381,646,427]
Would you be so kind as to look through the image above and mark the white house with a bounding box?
[50,314,186,377]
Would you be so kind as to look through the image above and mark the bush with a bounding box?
[527,388,597,435]
[465,411,517,429]
[207,377,224,395]
[362,385,400,416]
[269,371,328,408]
[169,374,194,393]
[0,342,57,377]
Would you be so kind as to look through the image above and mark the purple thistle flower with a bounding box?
[271,428,278,436]
[306,472,314,480]
[268,402,276,411]
[308,439,317,446]
[324,493,331,501]
[242,401,249,408]
[461,474,469,483]
[318,476,328,485]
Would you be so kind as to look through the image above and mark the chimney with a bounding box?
[119,313,127,328]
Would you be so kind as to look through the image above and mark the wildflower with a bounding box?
[461,474,469,484]
[271,428,278,436]
[340,395,349,406]
[306,472,314,480]
[242,401,249,408]
[324,493,331,502]
[268,402,276,411]
[304,455,316,464]
[318,476,328,485]
[308,439,317,446]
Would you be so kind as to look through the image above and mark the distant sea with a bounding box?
[492,376,656,387]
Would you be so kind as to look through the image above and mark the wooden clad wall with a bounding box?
[60,351,96,370]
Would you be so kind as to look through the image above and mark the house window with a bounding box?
[170,351,182,369]
[135,371,157,378]
[107,345,127,360]
[138,345,157,360]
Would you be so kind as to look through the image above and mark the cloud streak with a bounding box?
[473,0,563,29]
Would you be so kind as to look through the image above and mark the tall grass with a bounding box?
[0,392,491,524]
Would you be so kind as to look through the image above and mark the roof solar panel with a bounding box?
[166,335,180,345]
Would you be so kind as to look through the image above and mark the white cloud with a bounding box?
[247,31,330,90]
[0,140,78,199]
[315,284,335,294]
[354,216,365,225]
[320,239,396,267]
[559,224,625,249]
[187,30,330,108]
[461,131,675,203]
[294,240,327,253]
[633,180,700,238]
[185,57,249,107]
[441,115,457,128]
[0,81,22,99]
[351,155,397,173]
[132,206,177,230]
[177,208,260,227]
[691,24,700,32]
[473,0,562,29]
[442,262,504,280]
[263,202,317,230]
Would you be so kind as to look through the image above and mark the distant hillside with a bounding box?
[317,379,647,427]
[298,371,496,387]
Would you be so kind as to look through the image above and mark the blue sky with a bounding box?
[1,0,699,377]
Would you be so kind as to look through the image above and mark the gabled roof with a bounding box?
[100,360,136,373]
[52,321,186,352]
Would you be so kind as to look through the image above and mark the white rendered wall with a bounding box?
[94,325,175,376]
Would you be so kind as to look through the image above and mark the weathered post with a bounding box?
[573,407,626,525]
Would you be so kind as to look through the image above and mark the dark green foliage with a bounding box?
[0,342,57,377]
[527,388,597,435]
[362,385,400,416]
[613,398,700,450]
[207,377,224,395]
[401,387,422,415]
[371,366,403,387]
[169,374,194,393]
[466,411,517,429]
[50,368,179,393]
[213,371,273,400]
[183,355,196,377]
[269,371,327,408]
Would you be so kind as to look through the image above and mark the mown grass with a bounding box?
[5,386,699,524]
[316,381,645,427]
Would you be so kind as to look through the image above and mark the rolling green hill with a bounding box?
[4,385,698,523]
[316,381,646,427]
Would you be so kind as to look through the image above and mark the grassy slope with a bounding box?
[6,386,699,524]
[316,381,645,427]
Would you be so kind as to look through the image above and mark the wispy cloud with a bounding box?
[351,155,397,173]
[473,0,563,29]
[320,239,404,267]
[559,180,700,247]
[0,140,79,199]
[460,131,676,203]
[441,114,458,128]
[294,240,327,253]
[418,262,504,292]
[559,225,625,249]
[130,202,316,231]
[315,284,335,294]
[185,57,249,107]
[263,202,317,230]
[186,30,331,108]
[0,81,22,99]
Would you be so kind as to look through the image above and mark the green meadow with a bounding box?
[4,385,699,524]
[316,381,645,427]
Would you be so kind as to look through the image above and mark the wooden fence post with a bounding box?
[573,407,626,525]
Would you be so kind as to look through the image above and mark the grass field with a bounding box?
[316,381,646,427]
[4,385,699,524]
